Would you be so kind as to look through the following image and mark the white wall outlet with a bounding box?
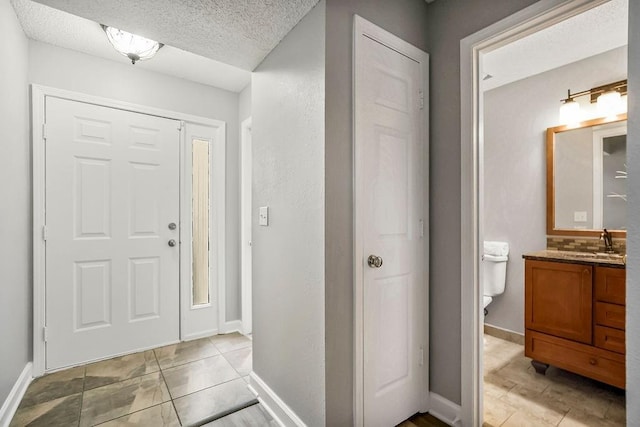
[574,211,587,222]
[259,206,269,226]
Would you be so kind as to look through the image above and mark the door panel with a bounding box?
[358,34,427,426]
[45,97,180,370]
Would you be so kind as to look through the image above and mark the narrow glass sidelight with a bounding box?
[192,139,211,306]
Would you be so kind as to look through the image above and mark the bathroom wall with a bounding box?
[483,46,627,334]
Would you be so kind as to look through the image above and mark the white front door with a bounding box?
[355,17,428,427]
[45,97,181,370]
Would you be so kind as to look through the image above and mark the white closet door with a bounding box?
[357,33,428,426]
[45,97,180,370]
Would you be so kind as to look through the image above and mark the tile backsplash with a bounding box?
[547,236,626,254]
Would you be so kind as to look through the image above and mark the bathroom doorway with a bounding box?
[461,0,628,425]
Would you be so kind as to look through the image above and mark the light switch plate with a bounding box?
[574,211,587,223]
[259,206,269,226]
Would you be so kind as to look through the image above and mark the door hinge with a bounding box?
[419,346,424,366]
[178,121,184,131]
[43,326,48,342]
[42,225,48,241]
[418,90,425,110]
[419,220,424,238]
[42,123,48,141]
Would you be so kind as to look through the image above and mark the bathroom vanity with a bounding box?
[522,251,625,389]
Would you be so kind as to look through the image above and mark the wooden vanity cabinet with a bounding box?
[525,260,626,389]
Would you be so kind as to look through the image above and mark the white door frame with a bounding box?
[353,15,430,426]
[32,85,226,376]
[459,1,611,425]
[240,117,253,335]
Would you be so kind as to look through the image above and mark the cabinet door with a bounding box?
[595,267,625,305]
[525,260,592,344]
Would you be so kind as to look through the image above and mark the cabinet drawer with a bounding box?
[595,302,625,330]
[595,267,625,305]
[594,326,625,354]
[526,330,625,389]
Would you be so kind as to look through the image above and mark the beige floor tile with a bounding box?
[80,372,170,427]
[501,384,569,425]
[96,402,180,427]
[483,394,518,427]
[542,380,612,419]
[495,360,553,394]
[559,408,624,427]
[483,373,516,399]
[85,350,159,390]
[154,337,220,369]
[209,332,252,354]
[173,378,256,425]
[222,346,252,377]
[605,396,626,424]
[18,366,85,408]
[162,355,239,398]
[502,410,557,427]
[10,393,82,427]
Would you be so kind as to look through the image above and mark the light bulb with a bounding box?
[597,90,623,117]
[559,99,580,125]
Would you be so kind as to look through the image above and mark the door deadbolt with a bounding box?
[168,222,177,230]
[368,255,383,268]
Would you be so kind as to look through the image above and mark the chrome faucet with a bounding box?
[601,229,614,254]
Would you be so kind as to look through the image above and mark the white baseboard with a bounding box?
[220,320,243,334]
[429,392,462,427]
[248,372,306,427]
[0,363,33,427]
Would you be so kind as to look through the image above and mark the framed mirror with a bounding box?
[547,114,627,237]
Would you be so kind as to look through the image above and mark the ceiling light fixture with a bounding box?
[101,25,163,64]
[559,79,627,125]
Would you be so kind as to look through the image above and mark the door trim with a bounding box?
[241,117,252,335]
[459,1,610,425]
[353,15,430,426]
[32,85,226,376]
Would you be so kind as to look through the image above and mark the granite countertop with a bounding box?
[522,250,626,268]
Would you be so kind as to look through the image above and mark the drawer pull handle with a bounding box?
[589,358,598,365]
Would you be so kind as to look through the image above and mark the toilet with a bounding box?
[483,241,509,312]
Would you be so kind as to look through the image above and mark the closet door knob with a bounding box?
[368,255,383,268]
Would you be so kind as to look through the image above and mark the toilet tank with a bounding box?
[483,241,509,297]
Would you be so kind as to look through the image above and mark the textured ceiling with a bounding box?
[31,0,320,70]
[482,0,627,91]
[11,0,252,92]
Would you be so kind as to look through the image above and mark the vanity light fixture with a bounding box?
[559,79,627,125]
[101,25,163,64]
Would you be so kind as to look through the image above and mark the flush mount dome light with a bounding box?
[101,25,163,64]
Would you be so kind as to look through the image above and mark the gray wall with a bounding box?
[251,1,326,424]
[626,1,640,423]
[324,0,429,423]
[28,40,243,322]
[0,0,31,405]
[425,0,539,404]
[483,47,627,334]
[239,84,251,124]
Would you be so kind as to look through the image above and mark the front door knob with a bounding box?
[168,239,177,247]
[368,255,383,268]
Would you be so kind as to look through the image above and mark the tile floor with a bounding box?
[483,334,626,427]
[10,333,276,427]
